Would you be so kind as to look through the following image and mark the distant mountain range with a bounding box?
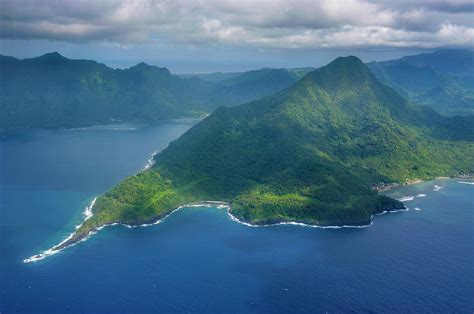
[367,49,474,116]
[0,52,306,129]
[49,56,473,254]
[1,49,473,130]
[179,67,313,85]
[185,49,474,116]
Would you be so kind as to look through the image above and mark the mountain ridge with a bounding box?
[0,53,305,129]
[367,49,474,116]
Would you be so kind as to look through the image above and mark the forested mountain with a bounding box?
[179,67,313,85]
[367,49,474,116]
[0,52,214,128]
[57,56,473,250]
[0,53,308,129]
[211,67,314,105]
[179,67,314,104]
[3,50,472,129]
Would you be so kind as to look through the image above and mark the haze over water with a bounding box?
[1,121,473,313]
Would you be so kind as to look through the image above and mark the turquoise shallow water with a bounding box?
[1,122,473,313]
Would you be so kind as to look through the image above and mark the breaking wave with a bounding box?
[25,199,411,263]
[23,197,97,263]
[143,151,158,170]
[458,181,474,185]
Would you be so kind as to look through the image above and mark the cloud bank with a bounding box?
[0,0,473,50]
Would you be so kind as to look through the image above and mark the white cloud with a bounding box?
[0,0,473,49]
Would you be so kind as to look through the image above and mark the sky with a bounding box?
[0,0,473,73]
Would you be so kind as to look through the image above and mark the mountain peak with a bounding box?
[31,52,69,65]
[134,61,150,68]
[324,55,369,75]
[303,55,373,90]
[38,52,66,60]
[129,62,171,75]
[329,55,364,66]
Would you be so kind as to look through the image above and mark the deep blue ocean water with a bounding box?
[1,121,473,313]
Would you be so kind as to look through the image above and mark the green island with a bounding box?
[53,56,473,251]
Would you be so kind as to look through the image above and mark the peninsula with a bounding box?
[25,56,474,262]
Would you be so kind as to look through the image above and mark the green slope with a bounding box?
[0,52,218,128]
[179,67,313,85]
[0,53,309,129]
[393,49,474,76]
[367,49,474,116]
[214,68,313,105]
[180,67,314,105]
[60,56,474,247]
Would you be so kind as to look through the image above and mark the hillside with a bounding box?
[214,68,313,104]
[179,67,313,85]
[0,53,307,129]
[0,52,216,128]
[180,67,314,104]
[52,56,473,251]
[367,49,474,116]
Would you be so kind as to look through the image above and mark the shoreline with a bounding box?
[25,176,472,263]
[23,197,98,263]
[371,179,424,192]
[2,116,206,132]
[372,175,472,192]
[24,199,408,263]
[142,150,158,171]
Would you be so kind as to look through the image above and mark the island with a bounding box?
[25,56,474,262]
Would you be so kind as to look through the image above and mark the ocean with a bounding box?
[1,121,473,313]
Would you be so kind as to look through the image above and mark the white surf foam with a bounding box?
[414,207,422,211]
[433,185,443,191]
[226,205,378,229]
[69,126,136,131]
[24,200,409,263]
[143,151,158,170]
[398,196,415,202]
[374,207,409,216]
[24,201,225,263]
[82,197,96,220]
[416,193,426,198]
[24,197,97,263]
[458,181,474,185]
